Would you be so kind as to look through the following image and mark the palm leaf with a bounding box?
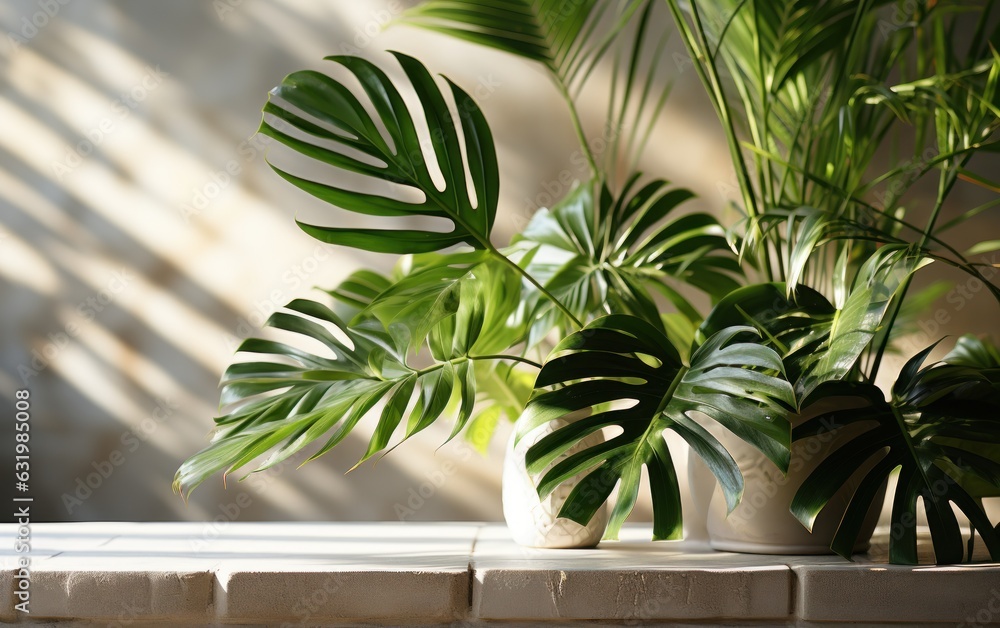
[361,250,491,350]
[792,341,1000,563]
[259,52,498,254]
[517,177,741,345]
[173,294,497,498]
[400,0,642,89]
[606,0,674,173]
[519,315,794,540]
[797,245,928,399]
[326,268,393,320]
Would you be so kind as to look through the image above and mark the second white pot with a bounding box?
[689,398,885,555]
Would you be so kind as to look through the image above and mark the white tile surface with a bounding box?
[213,522,481,623]
[0,522,998,625]
[473,525,790,621]
[795,563,1000,623]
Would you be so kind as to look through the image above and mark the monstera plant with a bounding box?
[175,0,1000,564]
[174,0,781,529]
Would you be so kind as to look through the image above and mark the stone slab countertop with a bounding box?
[1,522,998,626]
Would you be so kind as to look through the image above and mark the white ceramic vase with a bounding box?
[689,398,886,554]
[502,410,609,549]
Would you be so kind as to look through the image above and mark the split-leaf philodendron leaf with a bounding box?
[260,52,498,254]
[520,315,794,541]
[792,335,1000,564]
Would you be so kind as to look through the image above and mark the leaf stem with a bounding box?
[488,246,584,328]
[869,154,966,380]
[470,354,543,369]
[553,76,599,179]
[414,353,542,379]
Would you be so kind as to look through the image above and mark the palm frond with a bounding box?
[174,257,528,497]
[516,176,741,346]
[400,0,644,89]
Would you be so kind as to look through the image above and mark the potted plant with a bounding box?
[174,0,794,548]
[641,0,1000,560]
[395,0,1000,561]
[175,0,1000,563]
[519,0,1000,560]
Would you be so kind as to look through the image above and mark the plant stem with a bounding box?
[470,354,543,369]
[869,159,963,380]
[414,353,542,380]
[672,0,776,281]
[488,245,584,329]
[554,76,599,179]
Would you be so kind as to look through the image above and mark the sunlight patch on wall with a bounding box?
[0,232,60,295]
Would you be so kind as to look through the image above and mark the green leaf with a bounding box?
[358,375,416,466]
[944,334,1000,369]
[449,359,478,441]
[326,269,392,319]
[797,246,927,399]
[517,177,741,344]
[400,0,640,88]
[173,295,508,498]
[699,246,926,404]
[792,342,1000,563]
[967,240,1000,256]
[408,361,456,437]
[521,315,793,540]
[260,52,498,254]
[363,250,490,350]
[698,282,836,389]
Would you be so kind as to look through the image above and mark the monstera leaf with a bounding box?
[945,334,1000,370]
[699,245,927,402]
[259,52,498,254]
[791,338,1000,563]
[517,176,741,347]
[697,282,835,388]
[519,315,794,540]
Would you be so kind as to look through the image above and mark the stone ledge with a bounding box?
[472,526,793,622]
[0,522,998,626]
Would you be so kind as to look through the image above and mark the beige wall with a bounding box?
[0,0,996,526]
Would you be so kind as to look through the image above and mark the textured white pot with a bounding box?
[689,398,886,555]
[502,410,609,549]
